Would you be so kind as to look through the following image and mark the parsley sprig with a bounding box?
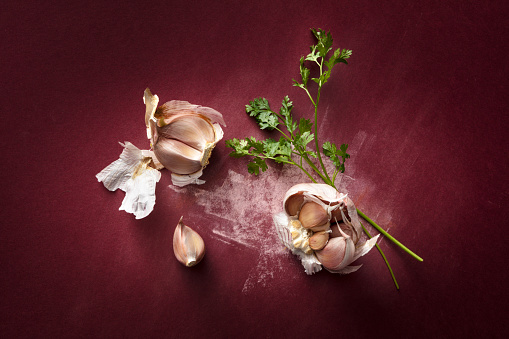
[226,28,422,289]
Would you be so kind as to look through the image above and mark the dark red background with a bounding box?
[1,0,508,338]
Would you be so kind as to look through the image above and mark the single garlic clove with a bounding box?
[157,114,216,151]
[284,192,304,216]
[309,231,329,251]
[298,202,329,229]
[315,236,355,271]
[173,217,205,267]
[153,138,203,175]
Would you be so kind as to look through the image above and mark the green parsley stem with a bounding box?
[360,221,399,290]
[274,127,291,141]
[332,169,339,185]
[312,71,333,185]
[297,149,329,184]
[290,160,316,183]
[356,209,423,262]
[303,88,316,107]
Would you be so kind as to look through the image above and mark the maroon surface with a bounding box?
[1,1,508,338]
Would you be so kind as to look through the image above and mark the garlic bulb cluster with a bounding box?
[144,88,225,187]
[173,217,205,267]
[96,88,225,219]
[273,183,379,275]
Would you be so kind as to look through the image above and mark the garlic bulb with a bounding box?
[273,183,379,275]
[96,89,226,219]
[144,88,225,187]
[173,217,205,267]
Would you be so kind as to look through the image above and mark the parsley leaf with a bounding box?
[323,141,350,173]
[247,157,268,175]
[246,98,279,130]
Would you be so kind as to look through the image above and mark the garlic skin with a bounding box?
[173,217,205,267]
[144,88,225,187]
[96,142,162,219]
[273,183,379,275]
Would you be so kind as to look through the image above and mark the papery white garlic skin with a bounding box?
[96,142,161,219]
[173,217,205,267]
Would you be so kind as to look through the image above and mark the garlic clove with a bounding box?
[155,100,226,127]
[309,231,329,251]
[315,235,355,271]
[284,192,304,216]
[173,217,205,267]
[153,138,203,175]
[157,115,216,151]
[298,202,329,229]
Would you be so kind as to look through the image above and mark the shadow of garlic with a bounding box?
[96,88,225,219]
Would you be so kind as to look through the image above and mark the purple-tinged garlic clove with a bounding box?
[309,231,330,251]
[315,235,355,271]
[298,202,329,229]
[284,192,305,216]
[173,217,205,267]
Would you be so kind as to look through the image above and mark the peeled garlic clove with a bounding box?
[284,192,304,216]
[298,202,329,229]
[309,231,329,251]
[173,217,205,267]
